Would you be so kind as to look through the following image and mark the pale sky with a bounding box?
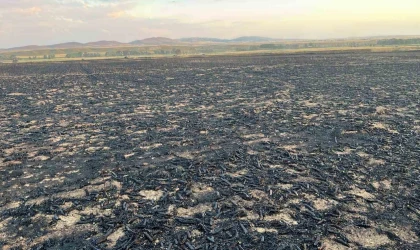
[0,0,419,48]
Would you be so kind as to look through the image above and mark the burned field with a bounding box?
[0,52,419,249]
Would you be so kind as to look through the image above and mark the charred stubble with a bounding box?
[0,52,419,249]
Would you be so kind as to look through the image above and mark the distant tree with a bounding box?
[9,55,18,63]
[260,44,276,49]
[377,38,420,46]
[82,52,101,57]
[235,47,247,51]
[65,52,83,58]
[44,55,48,59]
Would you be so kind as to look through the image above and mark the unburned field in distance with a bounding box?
[0,52,419,249]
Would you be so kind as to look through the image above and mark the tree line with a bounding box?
[66,52,101,58]
[377,38,420,45]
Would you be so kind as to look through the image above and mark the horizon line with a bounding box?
[2,34,420,51]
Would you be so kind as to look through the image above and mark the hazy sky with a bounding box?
[0,0,419,48]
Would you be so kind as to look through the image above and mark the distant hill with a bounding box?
[230,36,275,43]
[49,42,84,49]
[6,42,84,51]
[85,40,123,47]
[130,37,176,45]
[179,37,275,43]
[6,45,41,51]
[179,37,229,43]
[3,36,280,52]
[4,35,420,52]
[4,41,122,52]
[8,35,419,52]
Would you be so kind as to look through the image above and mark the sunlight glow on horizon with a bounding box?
[0,0,419,48]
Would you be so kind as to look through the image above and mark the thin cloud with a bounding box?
[54,16,84,23]
[0,0,419,48]
[108,11,127,18]
[14,7,42,15]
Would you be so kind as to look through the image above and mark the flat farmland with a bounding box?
[0,52,419,249]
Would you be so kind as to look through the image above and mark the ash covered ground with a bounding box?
[0,52,419,249]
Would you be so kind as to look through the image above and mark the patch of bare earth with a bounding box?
[345,227,392,248]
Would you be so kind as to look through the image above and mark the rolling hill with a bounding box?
[230,36,274,42]
[3,35,420,53]
[49,42,84,49]
[179,37,229,43]
[85,40,123,47]
[130,37,176,45]
[3,36,281,52]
